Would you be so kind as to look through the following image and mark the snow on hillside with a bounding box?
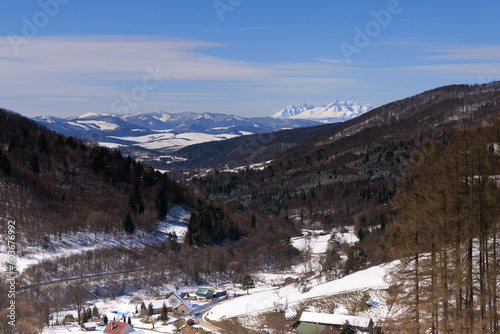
[291,230,331,254]
[273,100,372,123]
[290,227,359,254]
[220,160,273,173]
[78,112,110,119]
[77,120,120,130]
[207,263,391,322]
[108,132,239,151]
[97,142,123,149]
[205,226,380,323]
[0,205,190,274]
[34,110,321,156]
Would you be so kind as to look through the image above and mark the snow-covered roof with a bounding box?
[166,291,184,303]
[82,322,97,328]
[299,311,372,328]
[144,299,170,309]
[174,299,193,310]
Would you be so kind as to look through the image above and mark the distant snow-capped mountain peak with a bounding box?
[272,100,372,123]
[78,112,110,119]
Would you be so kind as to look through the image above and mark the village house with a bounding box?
[140,299,169,315]
[213,290,227,298]
[165,291,185,307]
[293,311,374,334]
[179,292,190,300]
[80,321,97,331]
[284,276,300,285]
[141,292,188,315]
[103,320,135,334]
[173,299,193,315]
[195,288,213,300]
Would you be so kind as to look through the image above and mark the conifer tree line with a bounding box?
[186,205,240,246]
[386,120,500,333]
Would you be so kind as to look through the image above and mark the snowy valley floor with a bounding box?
[33,225,396,333]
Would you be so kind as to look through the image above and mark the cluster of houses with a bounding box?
[293,311,374,334]
[140,291,193,316]
[139,288,227,317]
[79,288,228,332]
[80,320,144,334]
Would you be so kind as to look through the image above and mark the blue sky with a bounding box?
[1,0,499,118]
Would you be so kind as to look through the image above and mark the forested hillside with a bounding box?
[0,108,300,333]
[168,122,337,173]
[0,108,191,242]
[386,120,500,333]
[192,83,500,266]
[0,108,194,332]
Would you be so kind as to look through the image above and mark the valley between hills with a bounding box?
[1,82,500,333]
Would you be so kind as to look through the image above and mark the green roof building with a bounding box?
[195,288,213,300]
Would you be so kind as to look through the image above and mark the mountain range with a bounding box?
[33,101,369,154]
[166,82,500,176]
[272,100,372,123]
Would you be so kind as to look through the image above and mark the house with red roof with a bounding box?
[173,299,193,315]
[103,320,135,334]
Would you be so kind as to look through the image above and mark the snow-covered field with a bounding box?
[0,205,190,274]
[107,132,240,151]
[290,227,359,255]
[205,227,388,325]
[291,230,330,254]
[207,263,391,322]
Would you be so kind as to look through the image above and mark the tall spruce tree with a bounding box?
[160,302,168,321]
[124,213,135,234]
[339,321,356,334]
[344,242,367,275]
[0,151,11,176]
[147,302,154,317]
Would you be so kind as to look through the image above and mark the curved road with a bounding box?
[192,301,222,332]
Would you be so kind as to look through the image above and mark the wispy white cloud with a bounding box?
[6,35,496,118]
[395,63,500,77]
[424,45,500,60]
[0,35,364,117]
